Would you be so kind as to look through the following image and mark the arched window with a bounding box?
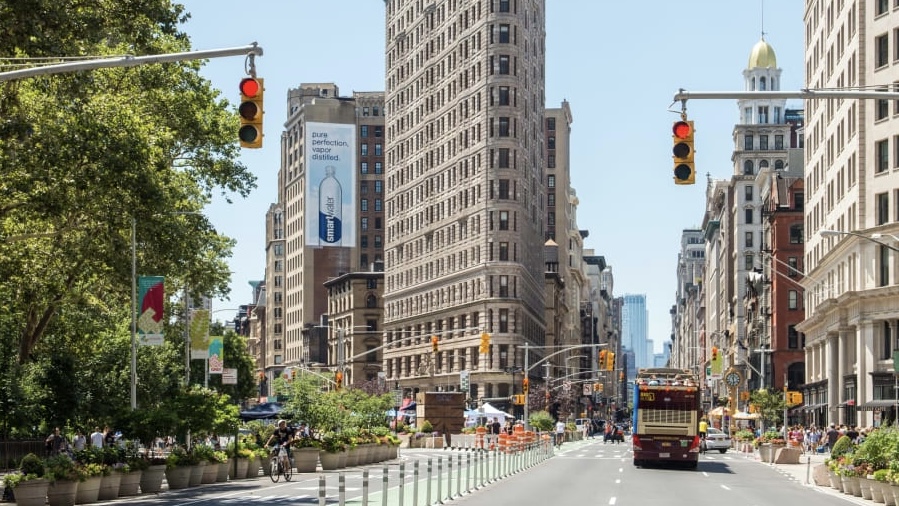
[750,77,756,91]
[759,160,770,170]
[771,77,777,90]
[743,160,754,175]
[760,77,767,90]
[366,294,377,308]
[774,160,784,170]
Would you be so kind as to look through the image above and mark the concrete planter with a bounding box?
[201,462,219,484]
[164,466,191,490]
[319,451,345,471]
[293,447,319,473]
[216,460,230,482]
[47,479,78,506]
[97,472,121,501]
[188,462,206,487]
[139,465,166,494]
[233,458,249,480]
[117,470,142,496]
[75,476,102,504]
[11,478,49,506]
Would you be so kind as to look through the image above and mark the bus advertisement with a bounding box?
[631,367,702,469]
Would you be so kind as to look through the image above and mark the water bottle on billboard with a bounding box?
[318,165,342,245]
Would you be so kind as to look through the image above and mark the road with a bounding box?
[94,439,859,506]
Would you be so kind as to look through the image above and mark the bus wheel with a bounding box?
[633,459,642,467]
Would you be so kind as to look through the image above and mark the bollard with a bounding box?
[447,454,453,499]
[339,473,345,506]
[437,457,444,504]
[806,455,811,485]
[398,463,405,506]
[466,452,472,494]
[382,467,388,506]
[456,453,462,496]
[319,474,326,506]
[362,469,369,506]
[413,460,419,506]
[426,458,433,506]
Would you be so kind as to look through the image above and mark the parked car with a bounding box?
[703,427,732,453]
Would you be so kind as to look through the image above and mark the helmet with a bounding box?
[277,419,286,426]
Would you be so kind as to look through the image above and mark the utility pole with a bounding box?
[673,88,899,102]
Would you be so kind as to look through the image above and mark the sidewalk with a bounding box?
[743,448,873,505]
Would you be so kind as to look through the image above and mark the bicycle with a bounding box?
[269,444,292,482]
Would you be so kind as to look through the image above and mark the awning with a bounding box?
[856,400,899,412]
[803,403,827,412]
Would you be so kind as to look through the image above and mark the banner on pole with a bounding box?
[208,335,223,374]
[137,276,165,346]
[190,309,210,359]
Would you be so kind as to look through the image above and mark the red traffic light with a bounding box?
[673,120,692,139]
[239,78,261,98]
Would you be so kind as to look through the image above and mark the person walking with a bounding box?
[554,419,566,448]
[45,427,66,456]
[825,423,840,452]
[73,430,87,452]
[90,427,104,448]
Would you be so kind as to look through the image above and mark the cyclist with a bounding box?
[554,419,566,448]
[266,419,295,474]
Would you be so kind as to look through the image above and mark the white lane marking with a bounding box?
[609,498,617,505]
[720,484,731,491]
[615,479,621,484]
[618,467,623,473]
[702,471,710,477]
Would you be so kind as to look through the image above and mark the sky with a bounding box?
[180,1,805,352]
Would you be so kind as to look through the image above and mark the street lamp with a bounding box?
[820,229,899,253]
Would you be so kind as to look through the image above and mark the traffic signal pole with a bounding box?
[673,88,899,102]
[0,42,263,82]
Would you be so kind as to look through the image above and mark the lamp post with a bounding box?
[820,229,899,253]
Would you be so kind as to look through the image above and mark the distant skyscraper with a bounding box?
[622,294,649,368]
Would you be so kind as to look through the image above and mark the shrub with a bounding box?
[419,420,434,433]
[19,453,46,478]
[528,411,555,432]
[831,435,855,458]
[46,454,80,482]
[734,430,755,442]
[320,432,347,453]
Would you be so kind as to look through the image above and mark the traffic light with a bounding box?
[672,119,695,184]
[238,77,264,148]
[431,335,439,352]
[335,371,343,390]
[711,346,719,361]
[598,350,607,368]
[786,391,803,405]
[522,377,529,395]
[479,332,491,354]
[605,352,615,371]
[512,394,525,405]
[597,383,604,393]
[619,371,625,382]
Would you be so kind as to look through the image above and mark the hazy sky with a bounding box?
[180,1,805,352]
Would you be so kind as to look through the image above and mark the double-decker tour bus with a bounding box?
[631,367,702,468]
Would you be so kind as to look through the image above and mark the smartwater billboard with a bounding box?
[305,122,356,247]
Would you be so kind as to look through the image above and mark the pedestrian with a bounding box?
[45,427,65,456]
[209,432,221,451]
[90,426,104,448]
[73,430,86,452]
[104,426,116,448]
[490,417,501,435]
[554,419,566,447]
[504,420,513,435]
[825,423,840,452]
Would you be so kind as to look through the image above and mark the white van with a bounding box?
[575,418,592,433]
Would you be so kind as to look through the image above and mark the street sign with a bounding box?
[222,368,237,385]
[583,384,591,396]
[392,389,403,406]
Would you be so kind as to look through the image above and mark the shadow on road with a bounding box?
[636,460,735,474]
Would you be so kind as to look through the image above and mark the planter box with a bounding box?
[75,475,102,504]
[11,478,49,506]
[118,470,142,496]
[164,466,191,490]
[97,472,121,501]
[320,451,345,471]
[47,479,78,506]
[201,462,219,484]
[233,458,249,480]
[216,460,230,482]
[293,447,319,473]
[139,465,166,494]
[188,462,206,487]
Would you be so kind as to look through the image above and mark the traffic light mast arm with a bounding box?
[0,43,264,83]
[672,88,899,102]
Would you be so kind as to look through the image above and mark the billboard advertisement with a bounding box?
[304,122,356,247]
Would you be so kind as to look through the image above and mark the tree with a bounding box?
[749,389,786,428]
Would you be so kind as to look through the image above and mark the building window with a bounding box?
[375,162,383,174]
[361,144,368,156]
[375,199,382,212]
[498,86,510,106]
[547,212,555,226]
[743,160,754,175]
[499,0,510,12]
[788,325,800,349]
[498,117,510,137]
[499,242,509,261]
[374,235,382,248]
[547,175,555,188]
[880,245,891,287]
[548,136,556,150]
[745,231,754,248]
[745,208,753,224]
[759,135,769,150]
[790,224,803,244]
[367,278,377,289]
[546,117,556,130]
[361,162,369,174]
[361,235,368,248]
[498,24,510,43]
[499,211,509,230]
[877,192,889,225]
[499,308,509,332]
[374,126,383,137]
[745,185,753,201]
[877,33,889,68]
[361,217,369,230]
[744,253,753,270]
[775,135,784,149]
[499,55,510,74]
[498,179,510,199]
[361,199,369,212]
[547,154,555,168]
[788,290,798,310]
[744,135,753,150]
[877,0,889,15]
[877,139,890,173]
[547,193,555,206]
[788,256,799,277]
[361,125,368,137]
[499,276,509,297]
[375,144,382,156]
[375,181,383,193]
[366,294,377,308]
[498,148,510,168]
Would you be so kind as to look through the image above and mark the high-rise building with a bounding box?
[382,0,548,400]
[622,294,648,368]
[799,0,899,428]
[261,83,385,384]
